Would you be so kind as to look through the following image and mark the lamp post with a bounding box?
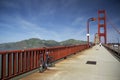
[87,17,96,47]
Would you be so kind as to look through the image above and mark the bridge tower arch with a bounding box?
[98,10,107,44]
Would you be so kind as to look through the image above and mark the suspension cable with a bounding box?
[107,14,120,34]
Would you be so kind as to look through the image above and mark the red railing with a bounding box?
[0,44,89,80]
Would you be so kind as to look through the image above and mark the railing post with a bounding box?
[13,53,17,75]
[36,51,38,67]
[26,51,29,71]
[34,50,37,68]
[38,51,41,67]
[30,51,33,70]
[1,54,6,79]
[22,52,25,72]
[8,53,12,77]
[18,52,22,73]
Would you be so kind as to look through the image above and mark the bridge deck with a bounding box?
[20,45,120,80]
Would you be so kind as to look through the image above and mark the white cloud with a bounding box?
[16,18,87,41]
[72,17,85,26]
[0,16,88,43]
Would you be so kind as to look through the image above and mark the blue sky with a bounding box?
[0,0,120,43]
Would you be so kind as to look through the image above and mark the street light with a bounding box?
[87,17,96,47]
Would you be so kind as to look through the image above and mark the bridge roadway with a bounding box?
[20,45,120,80]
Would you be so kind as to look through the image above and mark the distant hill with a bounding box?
[0,38,87,51]
[60,39,86,46]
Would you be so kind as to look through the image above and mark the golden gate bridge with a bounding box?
[0,10,120,80]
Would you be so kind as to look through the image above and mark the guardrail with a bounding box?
[0,44,89,80]
[103,44,120,60]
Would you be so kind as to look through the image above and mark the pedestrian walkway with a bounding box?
[20,45,120,80]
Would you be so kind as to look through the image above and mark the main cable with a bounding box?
[107,14,120,34]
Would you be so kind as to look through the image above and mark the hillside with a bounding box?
[60,39,86,46]
[0,38,87,51]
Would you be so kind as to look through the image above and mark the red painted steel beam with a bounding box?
[36,51,39,67]
[0,44,89,80]
[33,51,37,68]
[98,10,107,44]
[30,51,33,70]
[8,53,12,77]
[18,52,22,73]
[1,54,6,79]
[22,52,25,72]
[13,53,17,75]
[38,51,41,67]
[26,51,29,71]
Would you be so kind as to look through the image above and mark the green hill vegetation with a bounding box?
[0,38,87,51]
[60,39,86,46]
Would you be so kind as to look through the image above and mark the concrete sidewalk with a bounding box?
[20,45,120,80]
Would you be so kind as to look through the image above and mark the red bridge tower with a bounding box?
[98,10,107,44]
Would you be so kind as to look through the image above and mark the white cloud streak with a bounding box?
[72,17,84,26]
[11,17,87,42]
